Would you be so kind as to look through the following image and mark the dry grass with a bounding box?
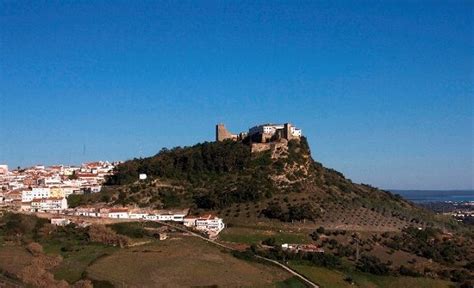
[87,236,291,287]
[0,245,33,275]
[289,263,454,288]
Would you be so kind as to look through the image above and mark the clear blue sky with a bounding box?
[0,1,472,190]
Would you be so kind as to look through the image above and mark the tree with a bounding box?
[262,237,276,246]
[261,202,283,220]
[316,226,325,234]
[356,255,390,275]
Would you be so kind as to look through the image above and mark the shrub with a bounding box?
[310,231,319,241]
[357,255,390,275]
[88,225,130,247]
[109,223,146,238]
[399,265,420,277]
[262,237,276,246]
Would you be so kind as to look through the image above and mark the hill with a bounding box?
[99,137,455,232]
[36,136,474,285]
[89,137,473,284]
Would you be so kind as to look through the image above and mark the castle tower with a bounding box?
[216,124,235,141]
[283,123,293,140]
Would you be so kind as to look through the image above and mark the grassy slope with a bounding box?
[86,236,293,287]
[220,226,311,245]
[288,263,455,288]
[0,245,33,275]
[43,242,117,283]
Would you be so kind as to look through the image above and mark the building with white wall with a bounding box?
[108,208,129,219]
[22,187,51,202]
[185,214,225,235]
[247,123,302,142]
[30,197,68,212]
[51,217,71,226]
[0,165,8,175]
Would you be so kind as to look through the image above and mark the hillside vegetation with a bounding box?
[63,137,473,285]
[102,137,453,231]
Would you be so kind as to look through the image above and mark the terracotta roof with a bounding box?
[196,213,215,220]
[31,197,64,202]
[109,208,128,213]
[76,173,96,177]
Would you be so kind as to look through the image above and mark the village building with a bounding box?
[51,217,71,226]
[0,165,8,175]
[129,209,148,219]
[195,214,225,233]
[281,243,324,253]
[50,186,65,198]
[29,197,68,213]
[22,187,51,202]
[145,214,158,221]
[74,207,100,217]
[156,209,188,222]
[184,214,225,236]
[183,215,198,227]
[108,208,129,219]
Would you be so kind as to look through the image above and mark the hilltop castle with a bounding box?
[216,123,302,143]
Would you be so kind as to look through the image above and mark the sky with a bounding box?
[0,1,472,190]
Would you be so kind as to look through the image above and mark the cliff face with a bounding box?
[105,137,448,230]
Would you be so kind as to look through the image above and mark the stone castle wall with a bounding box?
[216,124,236,141]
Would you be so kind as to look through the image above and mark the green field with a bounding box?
[220,226,311,245]
[289,263,455,288]
[42,242,118,283]
[275,276,308,288]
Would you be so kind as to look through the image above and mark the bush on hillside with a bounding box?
[88,225,130,247]
[356,255,390,275]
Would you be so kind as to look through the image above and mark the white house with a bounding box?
[156,209,188,222]
[145,214,158,221]
[157,213,174,221]
[44,176,62,186]
[74,207,100,217]
[51,217,71,226]
[108,208,129,219]
[22,187,51,202]
[195,214,225,233]
[183,216,198,227]
[185,214,225,235]
[0,165,8,175]
[129,210,148,219]
[62,186,75,198]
